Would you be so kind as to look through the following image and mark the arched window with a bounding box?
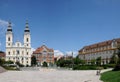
[8,51,10,55]
[8,43,10,46]
[17,43,19,47]
[26,38,29,42]
[8,37,10,41]
[16,50,20,55]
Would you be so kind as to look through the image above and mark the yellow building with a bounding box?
[78,38,120,64]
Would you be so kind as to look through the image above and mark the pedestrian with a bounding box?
[96,70,99,75]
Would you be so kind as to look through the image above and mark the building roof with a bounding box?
[79,38,120,52]
[33,45,54,54]
[0,51,5,58]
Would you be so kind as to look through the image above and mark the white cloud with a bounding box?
[0,19,8,26]
[54,50,78,57]
[66,51,78,57]
[0,42,1,50]
[31,47,36,53]
[0,19,8,36]
[0,42,1,46]
[54,50,64,57]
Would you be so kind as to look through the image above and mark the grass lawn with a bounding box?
[100,71,120,82]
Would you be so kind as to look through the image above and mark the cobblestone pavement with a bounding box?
[0,68,104,82]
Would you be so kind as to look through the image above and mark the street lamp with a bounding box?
[72,52,74,70]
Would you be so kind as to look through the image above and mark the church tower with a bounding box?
[6,21,13,47]
[6,20,32,66]
[24,20,31,48]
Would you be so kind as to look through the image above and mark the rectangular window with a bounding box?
[27,61,28,63]
[27,52,28,55]
[43,57,46,61]
[16,50,19,55]
[8,51,10,55]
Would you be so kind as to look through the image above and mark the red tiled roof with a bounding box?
[0,51,5,57]
[79,38,120,52]
[33,45,54,54]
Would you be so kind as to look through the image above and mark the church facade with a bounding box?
[5,21,31,66]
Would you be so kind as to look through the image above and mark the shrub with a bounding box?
[73,65,97,70]
[113,64,120,71]
[0,58,5,66]
[107,64,116,68]
[42,62,48,67]
[5,60,14,64]
[15,61,24,67]
[102,65,107,69]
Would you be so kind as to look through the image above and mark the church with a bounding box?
[5,21,32,66]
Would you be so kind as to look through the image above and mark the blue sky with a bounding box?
[0,0,120,55]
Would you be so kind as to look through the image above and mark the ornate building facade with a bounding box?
[6,21,31,66]
[78,38,120,64]
[32,45,54,66]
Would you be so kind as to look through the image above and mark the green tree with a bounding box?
[73,57,82,65]
[81,60,86,65]
[31,56,37,66]
[96,57,101,66]
[91,59,96,65]
[117,46,120,63]
[113,45,120,71]
[0,58,5,66]
[56,58,65,67]
[110,53,118,64]
[42,62,48,67]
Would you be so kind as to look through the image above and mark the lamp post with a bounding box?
[72,52,74,70]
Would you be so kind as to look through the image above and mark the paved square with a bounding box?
[0,69,102,82]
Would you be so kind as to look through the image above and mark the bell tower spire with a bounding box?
[7,21,12,32]
[24,20,30,33]
[6,21,13,47]
[24,20,31,48]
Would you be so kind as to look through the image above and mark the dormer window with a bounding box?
[112,39,116,48]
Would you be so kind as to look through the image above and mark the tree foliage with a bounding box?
[56,56,85,68]
[113,45,120,71]
[96,57,101,66]
[91,59,96,65]
[0,58,5,66]
[42,62,48,67]
[110,53,118,64]
[5,60,14,64]
[31,56,37,66]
